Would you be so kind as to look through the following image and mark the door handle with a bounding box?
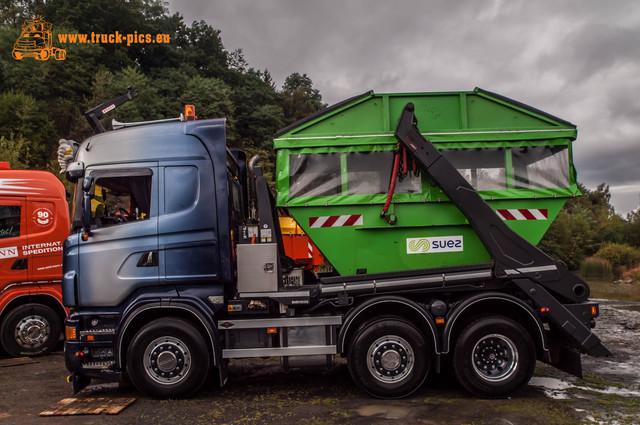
[137,251,158,267]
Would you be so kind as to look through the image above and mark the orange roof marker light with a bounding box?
[184,104,197,121]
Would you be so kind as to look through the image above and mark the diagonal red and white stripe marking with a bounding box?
[496,209,548,220]
[309,214,363,228]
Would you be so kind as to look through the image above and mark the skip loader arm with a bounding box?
[394,102,611,358]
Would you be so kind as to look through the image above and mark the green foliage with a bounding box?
[580,257,613,281]
[0,133,31,168]
[0,90,56,167]
[622,210,640,247]
[594,243,640,275]
[181,76,234,121]
[282,72,326,125]
[539,183,634,270]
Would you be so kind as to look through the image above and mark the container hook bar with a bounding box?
[84,87,138,134]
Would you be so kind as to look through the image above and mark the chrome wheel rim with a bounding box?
[15,315,50,348]
[472,333,518,382]
[366,335,414,383]
[143,336,192,385]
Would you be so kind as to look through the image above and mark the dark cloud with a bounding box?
[168,0,640,214]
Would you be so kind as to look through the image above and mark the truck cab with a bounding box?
[0,162,69,356]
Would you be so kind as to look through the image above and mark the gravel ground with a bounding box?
[1,301,639,425]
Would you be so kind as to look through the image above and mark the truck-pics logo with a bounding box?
[407,236,463,254]
[12,16,66,61]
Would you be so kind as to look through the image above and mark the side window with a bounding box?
[441,148,507,191]
[289,151,422,199]
[346,151,421,195]
[0,205,21,239]
[512,146,570,189]
[91,172,152,227]
[164,166,198,214]
[289,153,341,198]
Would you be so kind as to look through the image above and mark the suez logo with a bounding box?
[406,236,464,254]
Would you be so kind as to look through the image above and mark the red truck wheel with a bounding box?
[127,318,210,399]
[0,303,61,357]
[348,318,430,398]
[453,316,536,397]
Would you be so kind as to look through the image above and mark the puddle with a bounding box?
[615,305,640,313]
[586,279,640,303]
[530,376,640,400]
[529,377,573,399]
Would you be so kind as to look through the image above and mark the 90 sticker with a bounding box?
[406,236,463,254]
[32,207,54,228]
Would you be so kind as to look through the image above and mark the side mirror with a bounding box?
[65,161,85,182]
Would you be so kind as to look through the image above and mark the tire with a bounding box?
[348,318,430,398]
[0,303,61,357]
[453,316,535,397]
[37,49,50,61]
[127,318,210,399]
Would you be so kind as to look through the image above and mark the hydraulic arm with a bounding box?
[394,102,611,357]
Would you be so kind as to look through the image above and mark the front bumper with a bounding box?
[64,312,122,385]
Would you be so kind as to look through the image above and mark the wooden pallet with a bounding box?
[39,397,136,416]
[0,357,37,367]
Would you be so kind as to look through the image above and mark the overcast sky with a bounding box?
[168,0,640,215]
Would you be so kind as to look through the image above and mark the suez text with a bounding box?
[406,236,464,254]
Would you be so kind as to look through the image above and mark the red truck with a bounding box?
[0,162,69,357]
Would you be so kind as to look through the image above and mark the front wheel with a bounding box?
[453,316,535,397]
[348,318,430,398]
[0,303,61,357]
[127,318,210,399]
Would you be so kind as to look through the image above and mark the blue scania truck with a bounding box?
[63,90,610,399]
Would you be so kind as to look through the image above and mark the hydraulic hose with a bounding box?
[381,144,401,224]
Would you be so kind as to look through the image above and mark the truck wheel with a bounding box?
[127,318,210,399]
[348,318,430,398]
[37,49,50,61]
[453,316,535,397]
[0,303,61,357]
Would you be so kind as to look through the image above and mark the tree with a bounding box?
[281,72,326,125]
[539,183,631,269]
[181,76,234,123]
[0,90,56,167]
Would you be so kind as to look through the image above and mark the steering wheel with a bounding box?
[115,207,130,222]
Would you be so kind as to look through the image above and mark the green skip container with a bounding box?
[274,88,579,276]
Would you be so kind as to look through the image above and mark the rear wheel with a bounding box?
[0,303,61,357]
[453,316,535,397]
[127,318,210,399]
[348,318,430,398]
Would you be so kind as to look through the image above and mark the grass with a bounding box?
[581,257,614,280]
